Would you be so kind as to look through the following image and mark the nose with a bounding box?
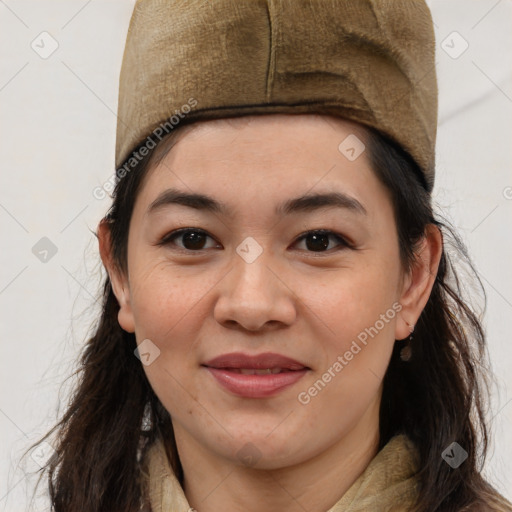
[213,250,297,332]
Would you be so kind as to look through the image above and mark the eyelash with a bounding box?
[158,228,354,254]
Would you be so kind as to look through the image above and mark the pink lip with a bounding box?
[202,352,309,398]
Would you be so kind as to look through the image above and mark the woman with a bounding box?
[28,0,512,510]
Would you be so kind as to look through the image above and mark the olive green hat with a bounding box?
[116,0,438,192]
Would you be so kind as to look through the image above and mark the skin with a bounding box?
[99,114,442,512]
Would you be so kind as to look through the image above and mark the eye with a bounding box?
[159,228,220,251]
[158,228,352,254]
[293,230,352,253]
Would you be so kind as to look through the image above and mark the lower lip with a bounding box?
[204,367,308,398]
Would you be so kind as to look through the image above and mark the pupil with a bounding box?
[183,231,206,250]
[306,233,329,251]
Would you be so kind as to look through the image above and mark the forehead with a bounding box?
[134,114,386,218]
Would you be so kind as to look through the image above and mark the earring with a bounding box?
[400,322,414,362]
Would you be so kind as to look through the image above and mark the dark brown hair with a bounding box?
[24,117,512,511]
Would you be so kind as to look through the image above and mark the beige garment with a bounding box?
[143,433,420,512]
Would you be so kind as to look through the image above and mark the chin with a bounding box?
[207,427,320,470]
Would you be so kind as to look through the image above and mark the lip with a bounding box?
[203,352,308,370]
[202,352,310,398]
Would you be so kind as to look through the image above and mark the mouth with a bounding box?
[203,352,308,371]
[222,367,296,375]
[202,352,310,398]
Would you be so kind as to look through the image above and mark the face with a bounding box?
[105,114,430,470]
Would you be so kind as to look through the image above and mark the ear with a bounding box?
[97,219,136,333]
[395,224,443,340]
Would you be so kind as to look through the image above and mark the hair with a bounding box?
[24,116,512,512]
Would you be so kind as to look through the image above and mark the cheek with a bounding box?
[128,260,214,341]
[305,258,400,343]
[128,262,214,412]
[294,271,399,434]
[297,256,400,403]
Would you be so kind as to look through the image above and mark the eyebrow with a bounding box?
[146,187,367,217]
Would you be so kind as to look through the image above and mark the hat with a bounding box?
[116,0,438,192]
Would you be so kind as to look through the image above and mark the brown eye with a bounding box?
[294,230,351,253]
[160,228,220,251]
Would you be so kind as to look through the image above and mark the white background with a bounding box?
[1,1,511,510]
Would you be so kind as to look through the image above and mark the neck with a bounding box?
[174,396,381,512]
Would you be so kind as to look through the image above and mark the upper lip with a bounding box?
[203,352,308,370]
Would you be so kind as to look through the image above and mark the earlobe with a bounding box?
[395,224,443,340]
[97,219,136,333]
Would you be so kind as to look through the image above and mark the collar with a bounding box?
[143,433,420,512]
